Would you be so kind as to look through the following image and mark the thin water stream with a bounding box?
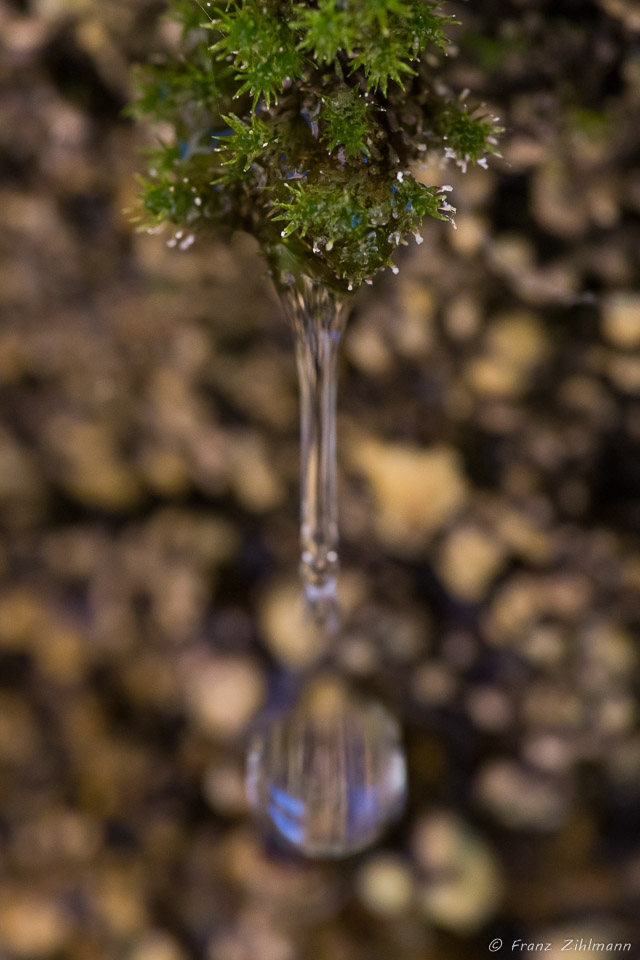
[247,277,408,857]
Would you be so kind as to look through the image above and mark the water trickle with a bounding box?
[278,276,349,633]
[247,273,408,857]
[247,679,407,857]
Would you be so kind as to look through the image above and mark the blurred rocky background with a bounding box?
[1,0,640,957]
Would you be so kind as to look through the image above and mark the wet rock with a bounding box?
[351,441,469,557]
[475,760,570,830]
[0,889,72,958]
[356,854,415,916]
[130,931,190,960]
[437,524,506,601]
[42,416,142,511]
[228,432,285,513]
[183,654,266,740]
[413,812,503,933]
[467,311,548,398]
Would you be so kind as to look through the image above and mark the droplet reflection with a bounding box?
[247,680,407,858]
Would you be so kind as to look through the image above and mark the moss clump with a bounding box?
[130,0,501,290]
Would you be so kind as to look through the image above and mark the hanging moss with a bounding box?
[130,0,502,290]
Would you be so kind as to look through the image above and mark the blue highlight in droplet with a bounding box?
[268,803,305,846]
[269,785,305,817]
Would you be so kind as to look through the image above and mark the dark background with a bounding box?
[1,0,639,957]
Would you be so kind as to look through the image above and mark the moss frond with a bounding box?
[131,0,501,288]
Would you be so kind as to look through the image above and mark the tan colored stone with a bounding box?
[13,808,101,869]
[356,854,415,916]
[151,565,208,641]
[445,295,481,341]
[475,761,568,830]
[95,867,148,936]
[122,652,179,710]
[140,448,191,496]
[582,622,636,679]
[0,431,45,509]
[0,695,38,762]
[602,293,640,348]
[34,0,91,22]
[414,812,503,933]
[44,417,141,511]
[490,233,536,273]
[396,282,434,357]
[351,441,469,556]
[523,625,567,668]
[449,214,487,255]
[438,525,505,601]
[484,576,539,645]
[496,508,552,565]
[531,161,589,238]
[0,587,44,649]
[524,684,583,730]
[467,312,548,398]
[606,353,640,393]
[35,623,87,684]
[0,890,71,957]
[466,687,512,731]
[596,696,635,735]
[228,433,285,513]
[523,735,574,774]
[487,311,548,368]
[130,932,189,960]
[412,662,457,706]
[601,0,640,31]
[559,375,616,425]
[183,655,265,740]
[466,355,524,397]
[346,321,393,376]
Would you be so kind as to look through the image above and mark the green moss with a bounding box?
[321,87,373,159]
[130,0,501,290]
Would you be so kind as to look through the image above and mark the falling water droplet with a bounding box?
[247,679,407,857]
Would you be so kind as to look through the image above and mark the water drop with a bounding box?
[247,680,407,858]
